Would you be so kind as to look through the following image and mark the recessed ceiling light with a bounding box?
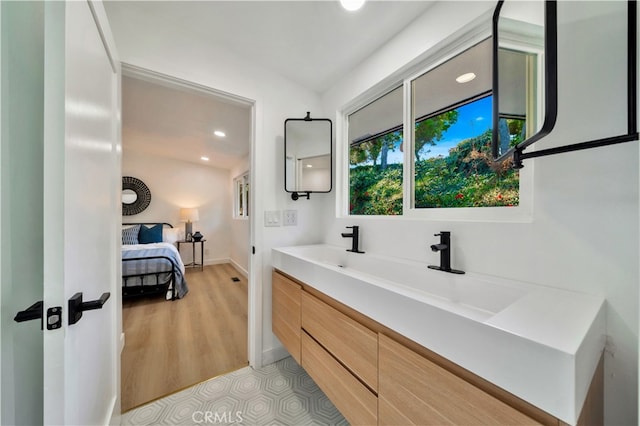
[456,72,476,84]
[306,164,313,168]
[214,130,226,137]
[201,156,210,161]
[340,0,366,12]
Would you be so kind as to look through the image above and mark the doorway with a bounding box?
[119,65,255,411]
[121,265,249,410]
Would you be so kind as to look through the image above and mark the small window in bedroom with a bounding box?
[234,172,249,218]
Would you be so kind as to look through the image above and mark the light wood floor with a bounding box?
[121,263,249,412]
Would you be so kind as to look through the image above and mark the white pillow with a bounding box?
[162,227,182,244]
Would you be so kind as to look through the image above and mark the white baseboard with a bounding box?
[229,259,248,278]
[204,257,231,266]
[262,345,290,366]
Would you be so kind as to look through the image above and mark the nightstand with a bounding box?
[177,239,206,271]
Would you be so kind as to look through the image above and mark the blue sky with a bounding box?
[385,95,492,164]
[422,95,492,159]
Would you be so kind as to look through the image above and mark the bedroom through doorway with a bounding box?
[119,66,254,412]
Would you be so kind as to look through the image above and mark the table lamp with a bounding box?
[180,208,199,241]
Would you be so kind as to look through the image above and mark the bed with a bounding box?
[121,223,189,300]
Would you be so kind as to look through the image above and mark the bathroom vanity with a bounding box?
[272,245,605,425]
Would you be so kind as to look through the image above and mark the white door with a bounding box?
[42,1,121,424]
[1,1,122,425]
[0,2,46,424]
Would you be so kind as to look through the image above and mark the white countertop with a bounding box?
[272,244,605,425]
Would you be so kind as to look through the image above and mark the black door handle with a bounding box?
[68,292,110,325]
[14,301,43,323]
[15,301,62,330]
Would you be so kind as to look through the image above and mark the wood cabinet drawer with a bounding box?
[272,272,301,363]
[301,291,378,391]
[378,333,540,425]
[302,332,377,426]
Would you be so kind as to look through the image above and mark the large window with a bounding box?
[413,95,519,208]
[346,37,534,216]
[348,87,403,215]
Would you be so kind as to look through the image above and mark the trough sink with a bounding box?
[272,244,605,425]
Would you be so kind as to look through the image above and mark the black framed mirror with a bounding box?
[493,0,638,168]
[122,176,151,215]
[284,112,332,200]
[492,0,557,163]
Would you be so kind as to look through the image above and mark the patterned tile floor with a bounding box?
[122,356,348,426]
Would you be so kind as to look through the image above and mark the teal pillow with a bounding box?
[138,224,163,244]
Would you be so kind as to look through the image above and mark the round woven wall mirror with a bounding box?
[122,176,151,216]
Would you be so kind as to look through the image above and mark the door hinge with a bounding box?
[252,246,256,254]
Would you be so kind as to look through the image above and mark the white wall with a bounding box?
[321,1,637,425]
[230,156,250,276]
[106,11,328,365]
[122,149,232,266]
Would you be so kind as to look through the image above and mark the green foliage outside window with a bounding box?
[349,95,520,215]
[414,129,519,208]
[350,131,403,215]
[414,110,458,161]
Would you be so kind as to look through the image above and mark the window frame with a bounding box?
[233,171,250,220]
[338,25,535,222]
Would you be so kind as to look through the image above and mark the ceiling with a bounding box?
[105,1,435,93]
[122,74,252,170]
[105,1,436,169]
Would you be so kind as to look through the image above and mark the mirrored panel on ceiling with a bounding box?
[284,113,332,200]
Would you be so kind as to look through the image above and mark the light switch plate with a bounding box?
[283,209,297,226]
[264,210,281,227]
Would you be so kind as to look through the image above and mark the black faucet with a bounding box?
[341,226,365,253]
[428,231,465,274]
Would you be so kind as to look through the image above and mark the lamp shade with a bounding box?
[180,208,200,222]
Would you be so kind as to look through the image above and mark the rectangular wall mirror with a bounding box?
[284,113,332,200]
[493,0,637,167]
[492,0,553,161]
